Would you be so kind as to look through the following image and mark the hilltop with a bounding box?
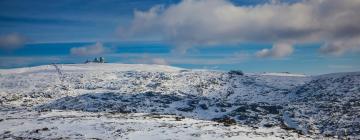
[0,64,358,139]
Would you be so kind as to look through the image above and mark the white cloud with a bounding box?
[151,58,168,65]
[320,37,360,56]
[0,33,28,50]
[131,56,168,65]
[256,42,294,58]
[128,54,168,65]
[70,42,107,56]
[123,52,249,65]
[122,0,360,56]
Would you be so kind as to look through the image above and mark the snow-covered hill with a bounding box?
[286,72,360,137]
[0,63,358,139]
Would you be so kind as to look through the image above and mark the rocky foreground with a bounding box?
[0,64,359,139]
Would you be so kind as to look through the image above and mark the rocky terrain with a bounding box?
[0,63,359,139]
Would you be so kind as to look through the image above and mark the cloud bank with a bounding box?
[122,0,360,57]
[0,33,28,50]
[70,42,107,56]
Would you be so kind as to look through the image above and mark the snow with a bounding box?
[0,110,303,140]
[0,63,358,139]
[260,72,306,77]
[0,63,183,74]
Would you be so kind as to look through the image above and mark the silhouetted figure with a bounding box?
[93,57,99,63]
[99,57,105,63]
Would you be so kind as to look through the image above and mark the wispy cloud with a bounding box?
[122,51,249,65]
[129,54,168,65]
[122,0,360,56]
[320,38,360,56]
[70,42,108,56]
[0,33,28,50]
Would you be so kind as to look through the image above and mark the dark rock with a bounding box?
[212,116,236,127]
[263,124,274,128]
[199,104,208,110]
[216,102,232,108]
[42,127,49,131]
[220,108,226,112]
[176,106,195,112]
[259,105,282,114]
[175,116,185,121]
[228,70,244,76]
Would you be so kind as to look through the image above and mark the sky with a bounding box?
[0,0,359,74]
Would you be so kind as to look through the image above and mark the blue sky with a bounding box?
[0,0,359,74]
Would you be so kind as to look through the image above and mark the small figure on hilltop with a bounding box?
[84,57,106,63]
[99,57,105,63]
[93,57,99,63]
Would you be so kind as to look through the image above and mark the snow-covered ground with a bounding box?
[1,110,305,140]
[0,63,359,139]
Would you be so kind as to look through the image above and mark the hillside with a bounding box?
[0,63,358,139]
[286,72,360,137]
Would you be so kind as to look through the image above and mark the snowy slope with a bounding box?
[0,63,359,139]
[0,63,184,74]
[286,72,360,137]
